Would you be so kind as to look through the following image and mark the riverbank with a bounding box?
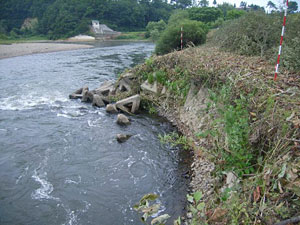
[0,42,93,59]
[124,44,300,224]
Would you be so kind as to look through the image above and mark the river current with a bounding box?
[0,41,189,225]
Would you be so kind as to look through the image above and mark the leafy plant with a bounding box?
[155,19,208,55]
[134,193,170,225]
[159,132,191,150]
[187,191,206,224]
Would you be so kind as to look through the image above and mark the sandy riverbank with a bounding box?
[0,42,93,59]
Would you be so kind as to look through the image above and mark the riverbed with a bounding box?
[0,41,190,225]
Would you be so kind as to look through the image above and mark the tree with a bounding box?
[213,0,217,6]
[248,4,264,11]
[155,19,208,55]
[288,1,298,13]
[240,1,247,9]
[217,3,235,17]
[199,0,209,7]
[226,9,246,20]
[188,7,222,23]
[267,1,277,12]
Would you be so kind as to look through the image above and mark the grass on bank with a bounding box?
[132,43,300,224]
[0,35,48,44]
[114,31,148,41]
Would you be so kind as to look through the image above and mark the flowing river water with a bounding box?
[0,41,190,225]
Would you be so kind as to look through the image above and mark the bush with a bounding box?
[187,7,222,24]
[167,10,189,25]
[282,13,300,71]
[226,9,246,20]
[213,11,300,70]
[155,19,208,55]
[145,20,167,41]
[213,12,281,57]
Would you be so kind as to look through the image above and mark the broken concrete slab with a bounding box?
[141,80,158,94]
[106,104,118,113]
[82,90,94,102]
[116,94,140,114]
[93,80,115,96]
[69,93,83,99]
[92,94,105,107]
[116,114,130,125]
[115,79,132,93]
[69,86,88,99]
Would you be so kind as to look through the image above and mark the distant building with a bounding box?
[91,20,120,39]
[92,20,100,30]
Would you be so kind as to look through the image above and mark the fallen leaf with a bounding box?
[253,186,260,203]
[209,208,227,222]
[151,214,170,225]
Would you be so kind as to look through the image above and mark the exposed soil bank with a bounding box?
[0,42,93,59]
[129,45,300,224]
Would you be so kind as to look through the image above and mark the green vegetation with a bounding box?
[208,85,253,176]
[134,193,170,224]
[213,12,300,71]
[0,35,47,44]
[155,20,208,55]
[0,0,176,40]
[159,132,191,150]
[132,35,300,223]
[145,20,166,41]
[186,192,206,224]
[114,32,146,41]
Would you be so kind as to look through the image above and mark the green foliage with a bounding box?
[187,192,206,224]
[145,20,167,41]
[226,9,246,20]
[167,10,189,26]
[115,32,146,40]
[159,132,190,150]
[209,86,254,176]
[0,0,175,40]
[217,2,235,17]
[187,7,222,23]
[213,11,300,70]
[134,193,170,225]
[214,12,281,57]
[155,19,208,55]
[282,14,300,71]
[288,1,298,13]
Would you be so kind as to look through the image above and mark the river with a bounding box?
[0,41,189,225]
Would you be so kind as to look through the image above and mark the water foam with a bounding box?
[31,169,59,201]
[0,93,68,111]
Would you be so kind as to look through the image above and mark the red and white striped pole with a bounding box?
[274,0,288,81]
[181,26,183,50]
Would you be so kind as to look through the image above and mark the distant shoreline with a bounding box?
[0,42,93,59]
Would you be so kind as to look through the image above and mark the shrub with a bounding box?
[213,11,300,70]
[145,20,167,41]
[282,13,300,71]
[167,10,189,26]
[226,9,246,20]
[187,7,223,24]
[213,12,281,57]
[155,19,208,55]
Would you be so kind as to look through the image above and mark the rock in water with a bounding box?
[116,114,130,125]
[106,104,118,113]
[116,134,132,143]
[92,94,105,107]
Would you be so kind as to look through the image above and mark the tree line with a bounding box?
[0,0,298,40]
